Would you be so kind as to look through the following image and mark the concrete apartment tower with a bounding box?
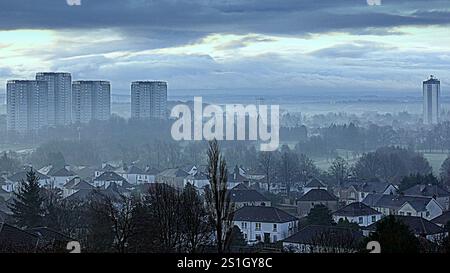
[36,72,72,126]
[72,81,111,124]
[7,80,48,133]
[131,81,167,119]
[423,75,441,125]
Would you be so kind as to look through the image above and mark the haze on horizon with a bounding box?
[1,0,450,95]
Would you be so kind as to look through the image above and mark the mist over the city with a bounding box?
[1,0,450,259]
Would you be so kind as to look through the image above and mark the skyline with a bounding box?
[0,0,449,94]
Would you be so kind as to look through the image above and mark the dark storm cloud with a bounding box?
[1,0,450,36]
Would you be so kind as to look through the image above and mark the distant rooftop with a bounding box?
[423,75,440,84]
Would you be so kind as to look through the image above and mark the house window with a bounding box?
[255,223,261,231]
[407,212,412,216]
[255,234,262,241]
[426,211,430,217]
[358,217,363,224]
[371,216,376,223]
[241,222,247,229]
[273,235,277,242]
[273,224,277,232]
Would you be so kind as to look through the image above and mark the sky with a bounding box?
[1,0,450,95]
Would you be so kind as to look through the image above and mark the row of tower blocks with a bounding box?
[6,72,168,133]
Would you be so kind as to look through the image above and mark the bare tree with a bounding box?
[310,230,360,253]
[145,184,183,252]
[205,139,235,253]
[88,192,140,253]
[328,156,350,186]
[180,184,212,253]
[258,151,277,192]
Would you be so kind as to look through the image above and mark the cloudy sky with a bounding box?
[1,0,450,94]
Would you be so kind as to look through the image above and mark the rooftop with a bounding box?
[297,189,338,202]
[234,206,297,223]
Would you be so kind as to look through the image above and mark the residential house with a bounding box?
[303,178,327,194]
[403,184,450,210]
[363,215,447,243]
[0,223,40,253]
[117,165,155,185]
[282,225,364,253]
[94,163,118,178]
[431,211,450,227]
[6,170,51,191]
[64,182,130,202]
[62,177,95,198]
[156,168,189,189]
[184,171,209,190]
[46,167,77,188]
[332,202,383,227]
[335,182,397,205]
[234,206,298,244]
[228,183,271,209]
[296,189,339,217]
[93,171,132,189]
[362,193,443,220]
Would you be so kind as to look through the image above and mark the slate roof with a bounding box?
[348,182,393,194]
[283,225,364,246]
[305,178,326,188]
[94,171,127,182]
[333,202,381,217]
[403,184,450,198]
[26,227,73,242]
[362,194,436,212]
[63,177,95,190]
[126,165,147,175]
[100,164,117,172]
[157,168,189,178]
[234,206,298,223]
[7,170,49,182]
[48,167,76,177]
[365,215,444,236]
[431,211,450,226]
[297,189,338,202]
[228,184,269,203]
[0,223,39,252]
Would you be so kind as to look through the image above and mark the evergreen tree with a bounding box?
[8,169,45,228]
[366,215,420,253]
[306,204,334,226]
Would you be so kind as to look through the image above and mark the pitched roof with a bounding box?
[232,183,250,190]
[403,184,450,198]
[333,202,381,217]
[228,186,269,203]
[0,223,40,251]
[305,178,326,188]
[157,168,189,178]
[365,215,444,235]
[7,170,49,182]
[93,171,127,182]
[63,177,95,190]
[126,165,146,174]
[297,189,338,202]
[47,167,76,177]
[350,182,392,194]
[234,206,297,223]
[25,227,73,242]
[100,164,117,171]
[362,194,435,212]
[431,211,450,226]
[283,225,364,246]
